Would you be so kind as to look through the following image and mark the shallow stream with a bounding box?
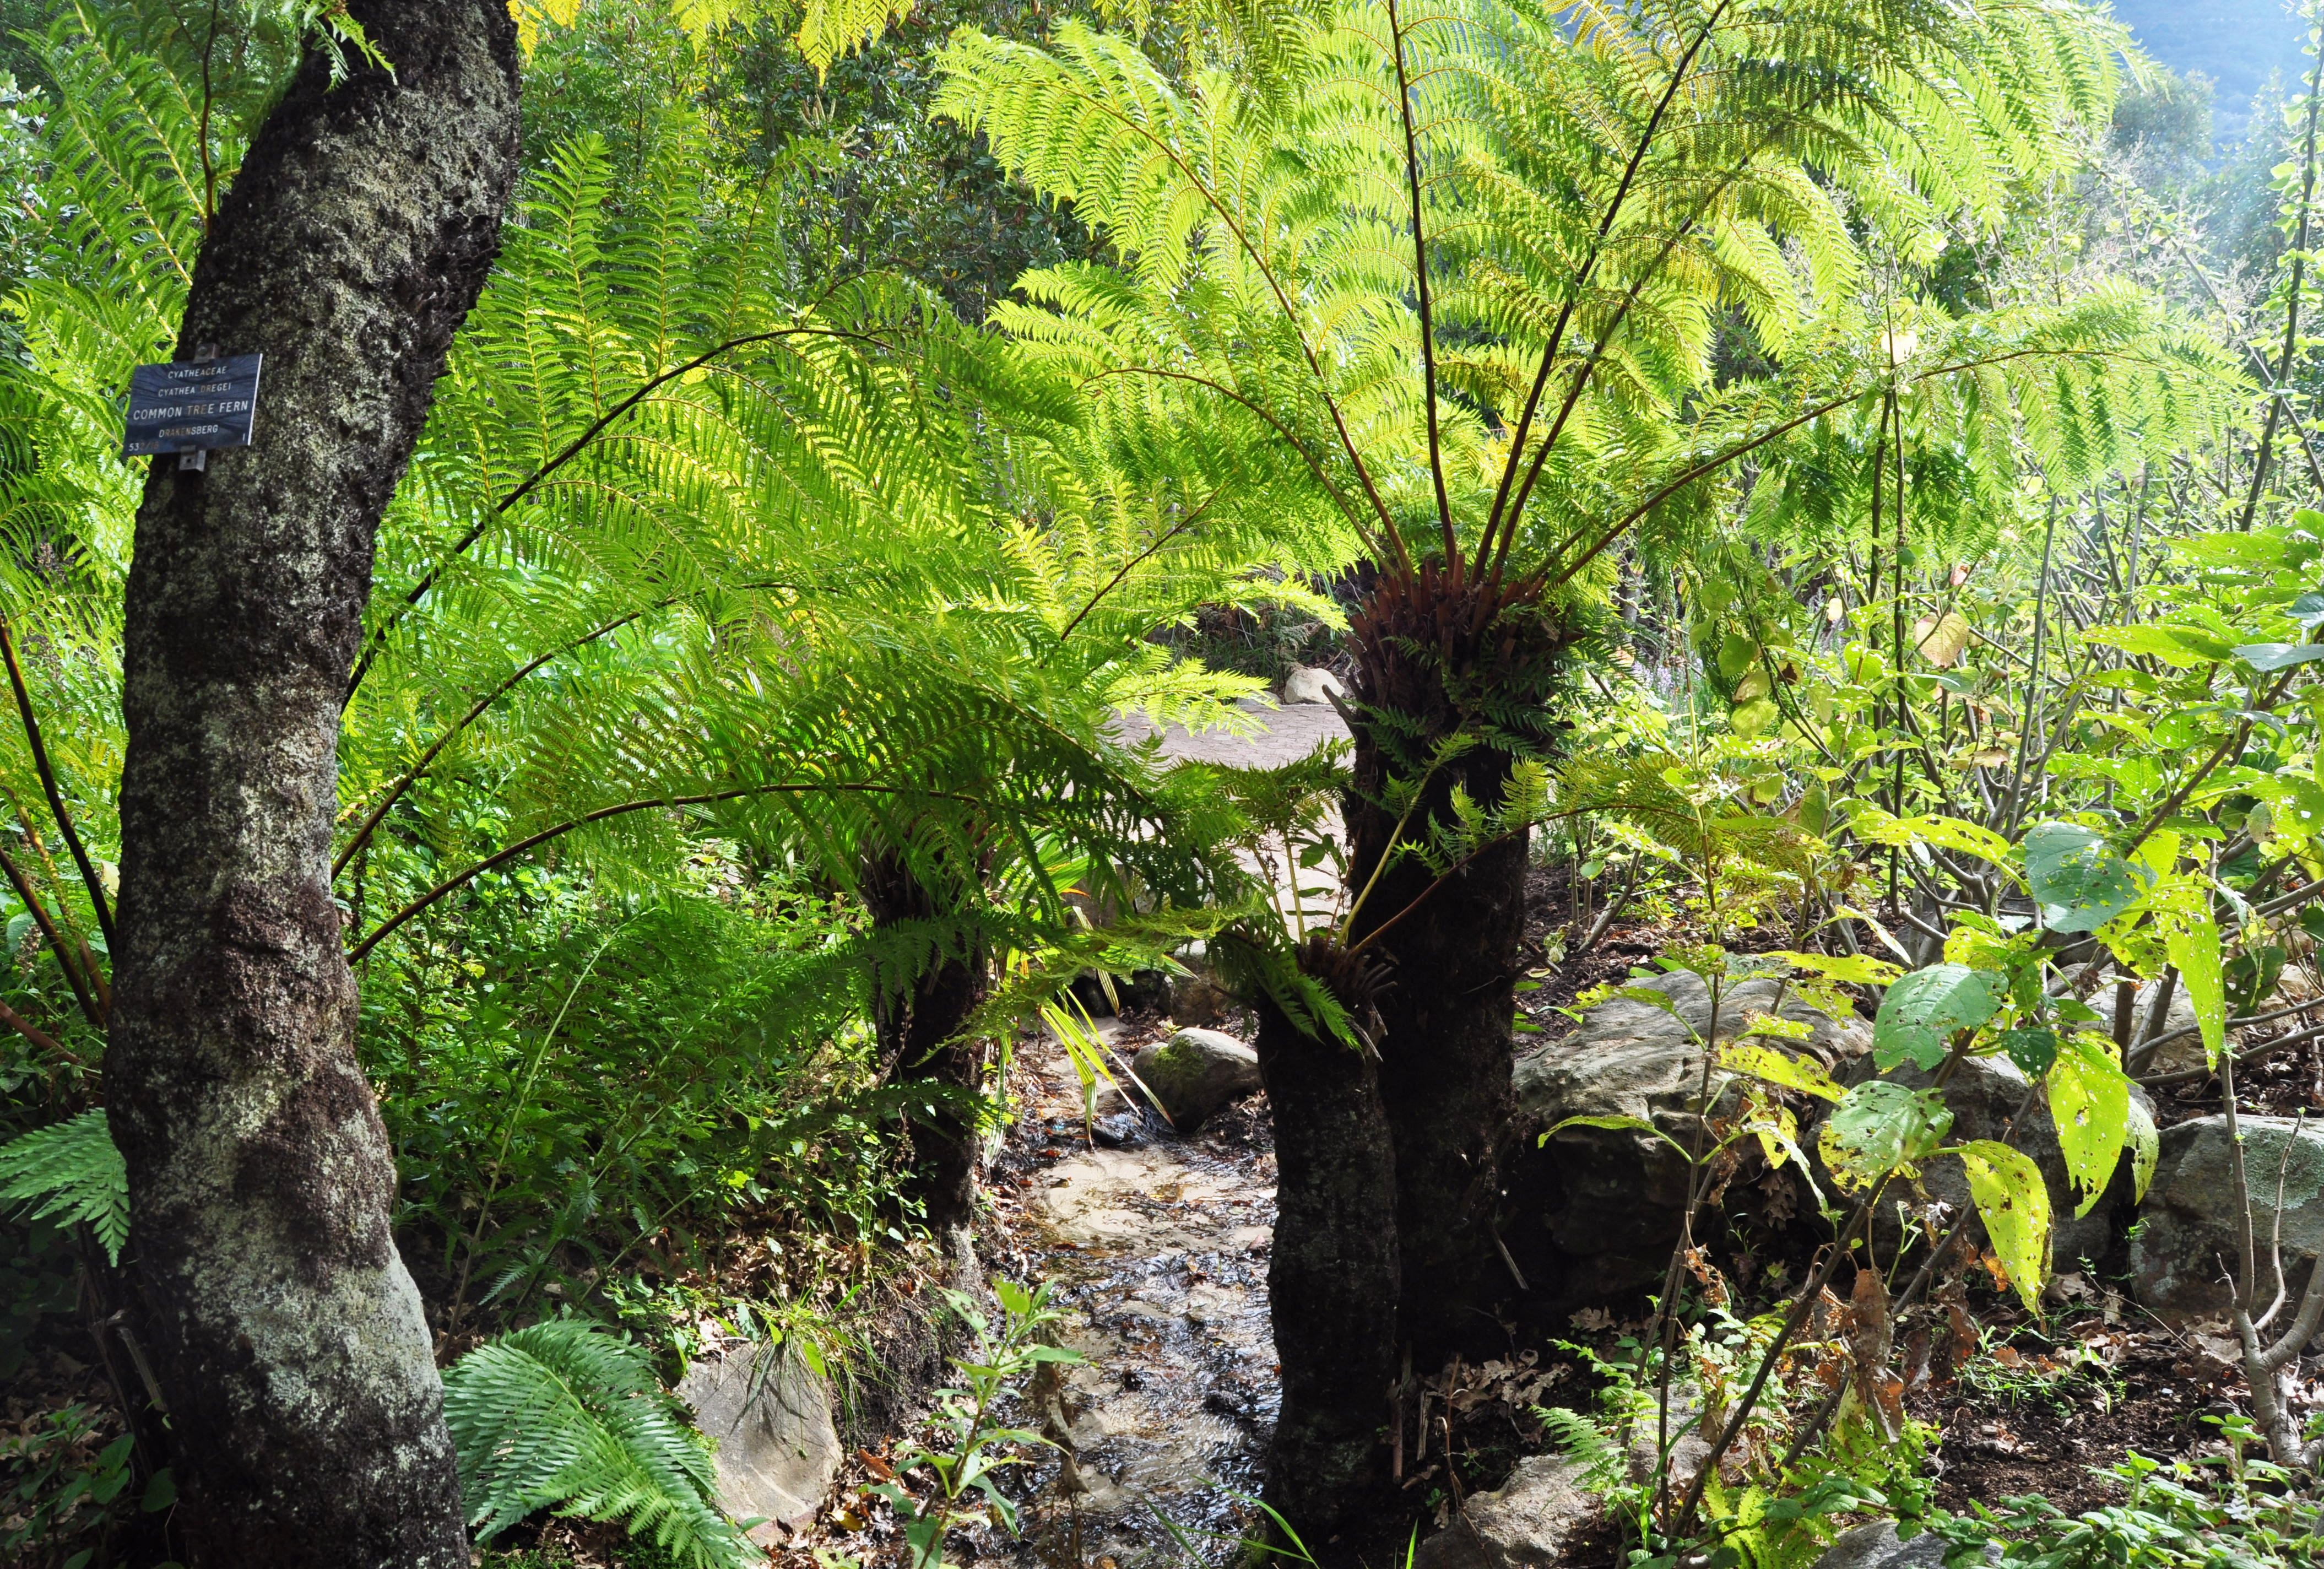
[978,1018,1282,1567]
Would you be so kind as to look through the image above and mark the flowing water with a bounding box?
[978,1018,1282,1568]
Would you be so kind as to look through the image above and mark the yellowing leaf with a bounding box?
[2163,913,2225,1065]
[508,0,581,56]
[2046,1030,2132,1218]
[1720,1041,1845,1103]
[1849,806,2015,869]
[1956,1140,2050,1313]
[1912,610,1971,669]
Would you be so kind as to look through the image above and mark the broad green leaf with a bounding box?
[1873,964,2005,1069]
[1997,1025,2058,1075]
[2233,642,2324,671]
[1774,951,1903,987]
[1954,1140,2050,1312]
[2047,1031,2133,1218]
[1719,1042,1845,1103]
[2163,916,2225,1065]
[2023,823,2150,933]
[2082,623,2235,668]
[1819,1081,1952,1193]
[2125,1095,2159,1203]
[1541,1114,1692,1161]
[2240,771,2324,846]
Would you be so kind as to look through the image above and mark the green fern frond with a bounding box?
[442,1318,752,1568]
[0,1109,128,1265]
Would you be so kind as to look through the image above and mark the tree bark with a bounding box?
[1248,937,1401,1558]
[1342,570,1560,1362]
[103,5,520,1564]
[863,855,989,1284]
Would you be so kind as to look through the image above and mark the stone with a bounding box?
[2104,973,2204,1078]
[1130,1027,1263,1130]
[1825,1053,2154,1268]
[1809,1521,1994,1568]
[676,1341,841,1544]
[1280,665,1346,704]
[1168,970,1235,1029]
[1411,1453,1599,1569]
[1513,970,1870,1292]
[2131,1116,2324,1325]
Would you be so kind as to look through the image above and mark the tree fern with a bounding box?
[441,1317,752,1567]
[0,1108,128,1264]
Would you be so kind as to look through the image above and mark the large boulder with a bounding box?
[676,1341,841,1544]
[1513,970,1869,1293]
[1281,665,1346,704]
[1131,1027,1263,1130]
[2132,1116,2324,1324]
[1411,1454,1599,1569]
[1810,1521,1993,1569]
[1822,1053,2153,1268]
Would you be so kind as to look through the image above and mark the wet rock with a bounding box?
[1828,1053,2153,1268]
[1809,1520,1993,1568]
[1131,1027,1263,1130]
[2132,1116,2324,1325]
[676,1342,840,1544]
[1411,1453,1599,1569]
[1513,970,1870,1294]
[1089,1112,1146,1148]
[1281,666,1346,704]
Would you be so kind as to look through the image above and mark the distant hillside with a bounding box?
[2110,0,2309,139]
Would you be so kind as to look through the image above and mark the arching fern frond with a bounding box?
[442,1318,752,1568]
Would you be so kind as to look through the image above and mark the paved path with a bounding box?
[1115,697,1350,769]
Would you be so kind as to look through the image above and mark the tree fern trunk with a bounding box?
[1342,570,1560,1362]
[863,856,988,1283]
[103,4,519,1564]
[1249,941,1400,1558]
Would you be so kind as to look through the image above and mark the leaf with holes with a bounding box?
[1997,1025,2059,1076]
[1720,1041,1845,1103]
[2047,1031,2133,1218]
[2023,823,2150,933]
[1819,1081,1952,1193]
[1873,964,2005,1070]
[1954,1140,2050,1313]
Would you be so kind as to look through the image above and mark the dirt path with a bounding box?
[979,1016,1281,1565]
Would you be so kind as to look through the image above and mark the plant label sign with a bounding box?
[122,353,263,459]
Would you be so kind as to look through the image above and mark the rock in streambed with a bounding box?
[1131,1027,1264,1130]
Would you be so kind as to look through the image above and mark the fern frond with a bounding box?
[442,1318,752,1568]
[0,1109,128,1265]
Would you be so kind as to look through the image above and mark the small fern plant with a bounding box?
[441,1318,752,1568]
[0,1108,128,1265]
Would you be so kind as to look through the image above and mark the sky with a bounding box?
[2110,0,2312,141]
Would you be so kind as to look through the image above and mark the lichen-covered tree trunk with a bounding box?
[1342,572,1561,1362]
[102,4,520,1563]
[1249,939,1400,1557]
